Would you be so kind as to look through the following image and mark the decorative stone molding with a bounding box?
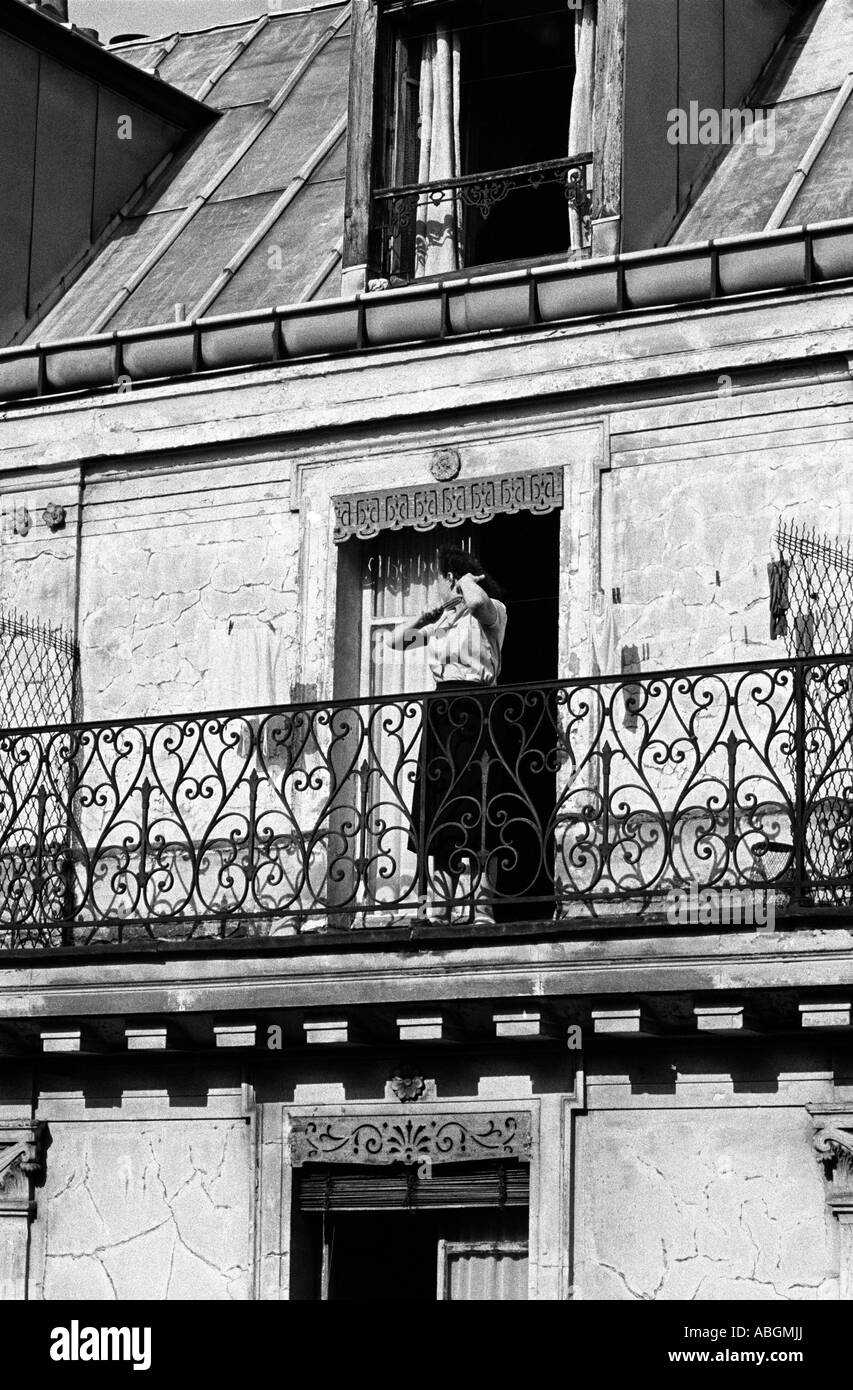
[388,1071,427,1103]
[0,1121,50,1216]
[332,467,563,543]
[41,502,67,532]
[813,1117,853,1200]
[289,1111,532,1167]
[810,1109,853,1299]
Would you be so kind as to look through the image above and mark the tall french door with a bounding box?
[355,527,475,917]
[354,513,561,921]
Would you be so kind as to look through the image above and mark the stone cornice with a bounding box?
[2,929,853,1021]
[0,286,850,476]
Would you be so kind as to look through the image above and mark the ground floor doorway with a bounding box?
[296,1159,530,1300]
[323,1208,529,1300]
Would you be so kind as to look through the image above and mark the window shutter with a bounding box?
[298,1160,529,1212]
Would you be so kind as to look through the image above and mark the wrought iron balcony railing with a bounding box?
[372,154,593,282]
[2,655,853,950]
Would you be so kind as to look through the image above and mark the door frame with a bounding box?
[255,1076,585,1301]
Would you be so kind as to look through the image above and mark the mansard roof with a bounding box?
[672,0,853,243]
[16,0,853,349]
[23,2,350,344]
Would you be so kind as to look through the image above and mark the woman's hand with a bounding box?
[385,612,433,651]
[415,604,445,629]
[456,572,497,627]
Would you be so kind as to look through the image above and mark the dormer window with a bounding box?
[370,0,593,283]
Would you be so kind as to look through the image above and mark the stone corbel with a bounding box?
[0,1122,49,1301]
[810,1110,853,1299]
[0,1121,50,1217]
[814,1121,853,1195]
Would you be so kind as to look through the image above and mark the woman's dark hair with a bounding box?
[437,544,503,600]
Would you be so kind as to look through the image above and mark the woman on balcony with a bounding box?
[386,545,508,926]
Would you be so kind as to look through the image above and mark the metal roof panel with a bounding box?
[673,92,836,241]
[155,25,251,99]
[208,9,346,107]
[106,193,281,330]
[209,143,346,313]
[786,97,853,225]
[211,33,349,201]
[31,211,184,341]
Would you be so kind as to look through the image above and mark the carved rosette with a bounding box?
[41,502,67,533]
[0,1122,50,1216]
[289,1112,531,1167]
[389,1072,427,1103]
[430,447,461,482]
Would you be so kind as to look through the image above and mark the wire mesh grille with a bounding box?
[775,521,853,893]
[0,608,79,946]
[776,520,853,659]
[0,606,78,731]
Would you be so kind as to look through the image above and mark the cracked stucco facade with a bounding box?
[1,1044,846,1300]
[78,452,300,719]
[600,378,853,671]
[1,287,852,1300]
[3,376,851,720]
[574,1050,843,1302]
[35,1119,253,1301]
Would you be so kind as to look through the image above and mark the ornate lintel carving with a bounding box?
[0,1121,50,1211]
[332,467,563,544]
[289,1111,532,1168]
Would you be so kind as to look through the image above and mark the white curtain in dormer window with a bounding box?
[568,0,596,249]
[415,24,463,278]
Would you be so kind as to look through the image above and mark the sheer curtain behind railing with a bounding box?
[568,0,595,249]
[415,23,463,278]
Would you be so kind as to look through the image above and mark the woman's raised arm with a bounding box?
[457,572,497,628]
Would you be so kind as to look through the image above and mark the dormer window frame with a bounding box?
[342,0,625,296]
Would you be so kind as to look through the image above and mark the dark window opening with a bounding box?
[294,1160,530,1301]
[373,0,583,281]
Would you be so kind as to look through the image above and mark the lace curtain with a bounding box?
[568,0,596,249]
[415,23,463,278]
[413,4,595,275]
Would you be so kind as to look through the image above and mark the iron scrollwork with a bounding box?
[1,655,852,947]
[374,154,593,246]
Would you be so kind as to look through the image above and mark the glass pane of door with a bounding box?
[359,527,474,917]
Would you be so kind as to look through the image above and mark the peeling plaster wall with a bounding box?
[78,454,299,720]
[574,1106,838,1300]
[1,371,852,723]
[601,381,853,671]
[0,468,78,632]
[38,1119,253,1300]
